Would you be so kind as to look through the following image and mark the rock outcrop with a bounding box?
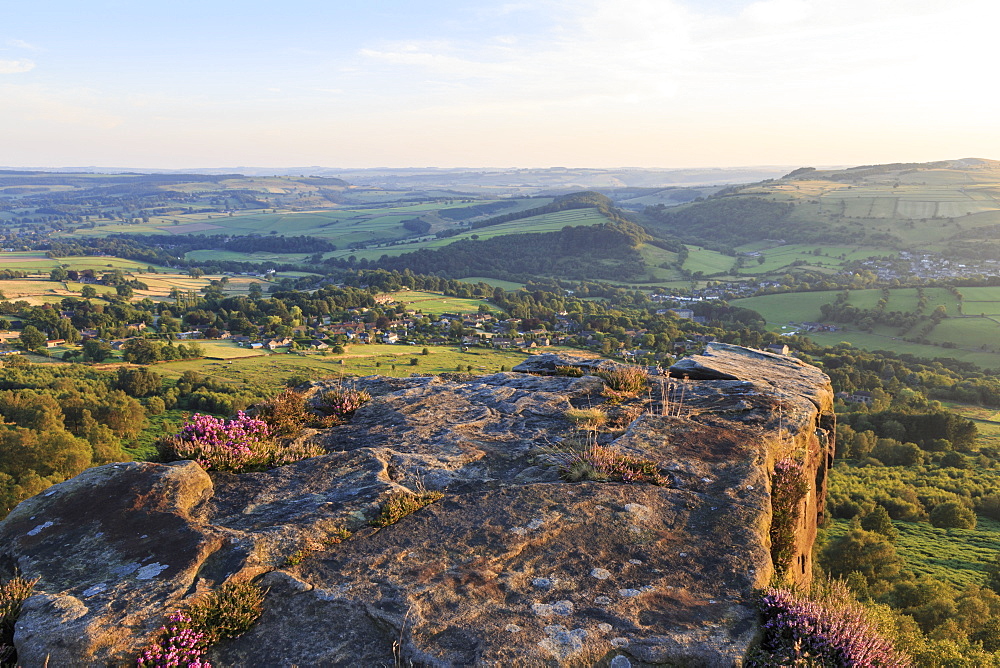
[0,343,834,667]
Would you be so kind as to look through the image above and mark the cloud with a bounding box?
[0,59,35,74]
[5,39,40,51]
[741,0,812,25]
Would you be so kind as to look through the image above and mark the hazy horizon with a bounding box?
[3,0,998,169]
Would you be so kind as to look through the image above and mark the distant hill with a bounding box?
[643,158,1000,252]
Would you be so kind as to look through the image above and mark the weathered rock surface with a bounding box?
[0,345,834,667]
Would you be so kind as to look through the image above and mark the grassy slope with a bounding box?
[734,287,1000,368]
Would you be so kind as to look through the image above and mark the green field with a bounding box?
[734,288,1000,368]
[683,246,734,275]
[456,277,525,291]
[0,252,173,274]
[388,290,500,316]
[825,516,1000,588]
[327,208,610,262]
[152,344,536,389]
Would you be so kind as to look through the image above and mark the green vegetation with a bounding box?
[372,490,444,528]
[0,574,37,665]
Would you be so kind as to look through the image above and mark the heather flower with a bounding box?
[136,612,211,668]
[157,412,321,472]
[770,458,809,574]
[751,586,909,667]
[317,387,371,422]
[553,444,665,485]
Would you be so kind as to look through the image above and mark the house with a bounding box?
[767,344,790,356]
[381,333,399,344]
[309,340,329,350]
[45,339,66,348]
[836,390,874,405]
[669,308,695,319]
[250,342,264,349]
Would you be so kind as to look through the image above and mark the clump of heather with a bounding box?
[158,411,324,473]
[157,412,273,472]
[770,457,810,575]
[554,444,665,485]
[1,574,38,666]
[317,387,371,422]
[136,611,211,668]
[750,584,909,667]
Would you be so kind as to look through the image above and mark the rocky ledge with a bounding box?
[0,343,834,667]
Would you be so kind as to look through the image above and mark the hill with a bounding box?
[643,158,1000,256]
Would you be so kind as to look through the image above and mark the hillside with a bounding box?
[644,158,1000,255]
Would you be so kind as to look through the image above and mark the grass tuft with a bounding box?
[372,491,444,528]
[596,366,649,397]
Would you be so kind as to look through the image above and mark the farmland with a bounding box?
[734,287,1000,369]
[0,263,274,304]
[152,344,543,390]
[386,290,500,316]
[325,207,610,262]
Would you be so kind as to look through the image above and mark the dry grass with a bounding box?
[564,407,607,430]
[372,491,444,528]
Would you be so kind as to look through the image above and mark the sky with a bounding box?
[1,0,998,170]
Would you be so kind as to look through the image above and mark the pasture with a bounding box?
[0,251,173,274]
[457,277,525,291]
[387,290,499,316]
[734,288,1000,369]
[0,268,274,305]
[153,344,537,390]
[327,208,610,262]
[682,247,734,276]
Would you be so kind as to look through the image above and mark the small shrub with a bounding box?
[187,580,266,644]
[158,412,321,473]
[596,366,648,396]
[372,491,443,528]
[564,407,607,430]
[136,611,211,668]
[769,458,810,575]
[929,501,976,529]
[554,444,665,485]
[0,574,37,665]
[252,389,311,437]
[749,582,909,666]
[318,387,371,422]
[553,365,583,377]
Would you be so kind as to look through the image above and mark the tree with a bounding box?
[82,339,113,363]
[929,501,976,529]
[821,528,902,586]
[17,325,46,351]
[116,284,134,300]
[49,267,68,282]
[81,285,97,299]
[860,506,898,542]
[121,339,161,365]
[115,367,162,398]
